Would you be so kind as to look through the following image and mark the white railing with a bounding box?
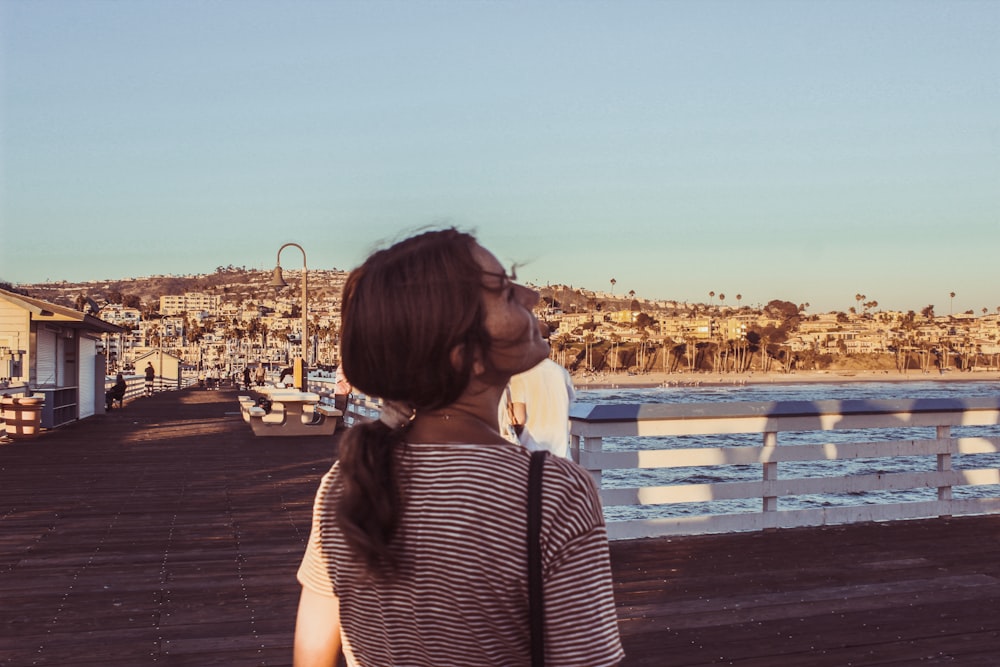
[570,398,1000,540]
[342,394,384,426]
[105,374,198,400]
[306,378,378,428]
[302,383,1000,540]
[105,375,146,401]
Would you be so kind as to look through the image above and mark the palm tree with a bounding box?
[736,335,750,372]
[712,332,726,373]
[736,294,742,310]
[685,336,698,372]
[758,333,771,373]
[550,334,568,367]
[638,331,650,371]
[949,292,956,315]
[609,278,616,295]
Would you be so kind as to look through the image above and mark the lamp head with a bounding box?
[270,266,288,289]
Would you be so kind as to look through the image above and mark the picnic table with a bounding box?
[241,387,341,437]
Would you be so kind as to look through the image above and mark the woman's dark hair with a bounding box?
[336,228,491,575]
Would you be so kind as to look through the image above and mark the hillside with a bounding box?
[12,267,350,312]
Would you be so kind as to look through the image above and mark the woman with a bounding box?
[294,229,623,666]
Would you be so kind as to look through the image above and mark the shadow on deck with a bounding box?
[2,387,999,666]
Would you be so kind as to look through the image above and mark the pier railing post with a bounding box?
[762,431,778,520]
[582,435,604,489]
[937,424,953,518]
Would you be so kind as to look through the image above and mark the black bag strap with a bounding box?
[528,449,548,666]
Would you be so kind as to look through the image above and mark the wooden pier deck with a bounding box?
[2,387,999,666]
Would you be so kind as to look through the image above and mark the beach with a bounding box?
[572,368,1000,390]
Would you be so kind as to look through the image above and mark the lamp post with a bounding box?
[270,243,309,390]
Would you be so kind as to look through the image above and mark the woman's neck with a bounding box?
[406,385,508,445]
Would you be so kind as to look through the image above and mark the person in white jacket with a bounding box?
[508,351,576,458]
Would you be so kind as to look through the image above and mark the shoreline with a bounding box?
[572,369,1000,390]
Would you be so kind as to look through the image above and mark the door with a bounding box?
[36,328,57,385]
[78,337,96,419]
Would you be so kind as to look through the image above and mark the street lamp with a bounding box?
[270,242,309,390]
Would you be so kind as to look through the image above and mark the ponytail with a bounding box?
[335,419,407,576]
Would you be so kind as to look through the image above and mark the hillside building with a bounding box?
[159,292,222,316]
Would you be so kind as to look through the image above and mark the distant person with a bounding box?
[144,362,155,396]
[333,363,352,428]
[507,345,577,458]
[243,366,252,391]
[105,373,127,410]
[255,364,266,387]
[293,228,622,666]
[333,364,351,412]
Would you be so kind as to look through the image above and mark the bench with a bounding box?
[245,397,338,437]
[238,396,257,423]
[300,403,342,425]
[314,405,343,418]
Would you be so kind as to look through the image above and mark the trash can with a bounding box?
[1,395,44,439]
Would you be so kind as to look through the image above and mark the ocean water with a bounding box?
[574,381,1000,520]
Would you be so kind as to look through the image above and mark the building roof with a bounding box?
[0,288,124,334]
[133,349,185,364]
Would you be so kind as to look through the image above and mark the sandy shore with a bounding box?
[572,369,1000,390]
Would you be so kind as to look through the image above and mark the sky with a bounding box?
[1,0,997,315]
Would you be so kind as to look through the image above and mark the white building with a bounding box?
[159,292,222,316]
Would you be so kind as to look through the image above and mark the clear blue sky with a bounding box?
[2,0,997,314]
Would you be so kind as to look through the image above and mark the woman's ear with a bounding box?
[450,343,486,376]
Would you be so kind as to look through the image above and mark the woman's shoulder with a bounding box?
[436,443,601,508]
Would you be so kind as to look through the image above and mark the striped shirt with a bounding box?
[297,441,624,666]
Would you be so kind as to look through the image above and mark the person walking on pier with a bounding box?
[144,362,155,397]
[294,228,623,666]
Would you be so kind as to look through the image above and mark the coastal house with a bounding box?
[0,287,124,428]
